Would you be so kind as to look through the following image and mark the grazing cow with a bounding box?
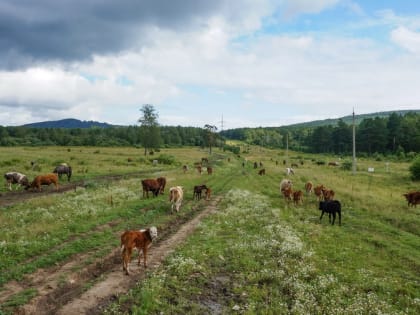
[258,168,265,175]
[141,179,161,198]
[286,167,295,175]
[253,162,258,169]
[169,186,184,213]
[403,191,420,207]
[182,165,188,173]
[205,187,212,200]
[282,187,293,201]
[291,163,299,168]
[29,173,59,191]
[157,177,166,195]
[319,200,342,225]
[120,227,158,275]
[280,179,292,193]
[53,164,72,181]
[304,181,313,195]
[193,184,208,200]
[328,161,339,166]
[314,185,325,201]
[201,157,209,164]
[322,188,335,201]
[207,167,213,175]
[197,165,202,174]
[4,172,30,190]
[293,190,304,205]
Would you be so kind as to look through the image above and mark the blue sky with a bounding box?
[0,0,419,128]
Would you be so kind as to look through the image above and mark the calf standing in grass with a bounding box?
[319,200,342,225]
[29,173,59,191]
[4,172,30,190]
[169,186,184,213]
[120,227,158,275]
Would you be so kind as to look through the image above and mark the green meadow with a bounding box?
[0,146,418,314]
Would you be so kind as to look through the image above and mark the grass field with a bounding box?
[0,146,419,314]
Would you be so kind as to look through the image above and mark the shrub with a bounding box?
[152,154,176,165]
[409,157,420,181]
[341,160,352,171]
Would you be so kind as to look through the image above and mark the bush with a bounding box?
[341,160,352,171]
[409,157,420,181]
[153,154,177,165]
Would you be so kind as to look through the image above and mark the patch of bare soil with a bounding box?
[9,196,222,315]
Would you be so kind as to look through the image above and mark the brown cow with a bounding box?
[314,184,325,201]
[141,179,161,198]
[258,169,265,175]
[120,227,158,275]
[282,186,293,201]
[403,191,420,207]
[304,181,313,195]
[207,167,213,175]
[29,173,59,191]
[322,188,335,201]
[205,187,212,200]
[197,165,202,174]
[293,190,304,205]
[193,184,208,200]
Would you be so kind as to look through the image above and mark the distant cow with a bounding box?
[205,187,212,201]
[328,161,339,166]
[29,173,59,191]
[193,184,208,200]
[319,200,342,225]
[258,168,265,175]
[322,188,335,201]
[120,227,158,275]
[53,164,72,181]
[304,181,313,195]
[4,172,30,190]
[286,167,295,175]
[141,179,161,198]
[314,185,325,201]
[403,191,420,207]
[207,167,213,175]
[282,187,293,201]
[280,179,292,193]
[182,165,188,173]
[293,190,304,205]
[169,186,184,213]
[197,165,202,174]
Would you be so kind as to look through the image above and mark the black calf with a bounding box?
[319,200,341,225]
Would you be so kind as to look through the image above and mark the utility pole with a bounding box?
[352,108,357,175]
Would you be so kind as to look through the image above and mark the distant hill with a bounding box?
[22,118,115,128]
[285,110,420,128]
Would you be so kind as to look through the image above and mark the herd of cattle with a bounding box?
[4,164,72,192]
[3,157,419,275]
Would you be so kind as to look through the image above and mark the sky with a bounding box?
[0,0,419,129]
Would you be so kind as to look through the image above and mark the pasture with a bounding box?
[0,146,418,314]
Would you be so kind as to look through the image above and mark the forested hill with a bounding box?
[285,109,420,128]
[22,118,115,128]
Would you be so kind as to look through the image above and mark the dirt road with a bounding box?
[2,190,221,314]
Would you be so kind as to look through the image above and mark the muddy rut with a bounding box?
[3,193,222,314]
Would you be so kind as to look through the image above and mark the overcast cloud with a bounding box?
[0,0,419,128]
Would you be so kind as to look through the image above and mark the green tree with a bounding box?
[138,104,160,155]
[203,124,217,154]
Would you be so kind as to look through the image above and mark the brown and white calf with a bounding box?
[120,227,158,275]
[169,186,184,213]
[4,172,29,190]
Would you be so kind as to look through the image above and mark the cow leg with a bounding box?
[338,211,341,226]
[143,247,148,268]
[319,211,325,221]
[331,212,336,225]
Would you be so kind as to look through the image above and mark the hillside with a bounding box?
[285,109,420,128]
[22,118,115,128]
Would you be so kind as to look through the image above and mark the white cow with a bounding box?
[169,186,184,213]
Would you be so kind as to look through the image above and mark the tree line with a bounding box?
[0,111,418,157]
[220,112,420,156]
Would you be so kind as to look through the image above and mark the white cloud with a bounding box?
[390,26,420,53]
